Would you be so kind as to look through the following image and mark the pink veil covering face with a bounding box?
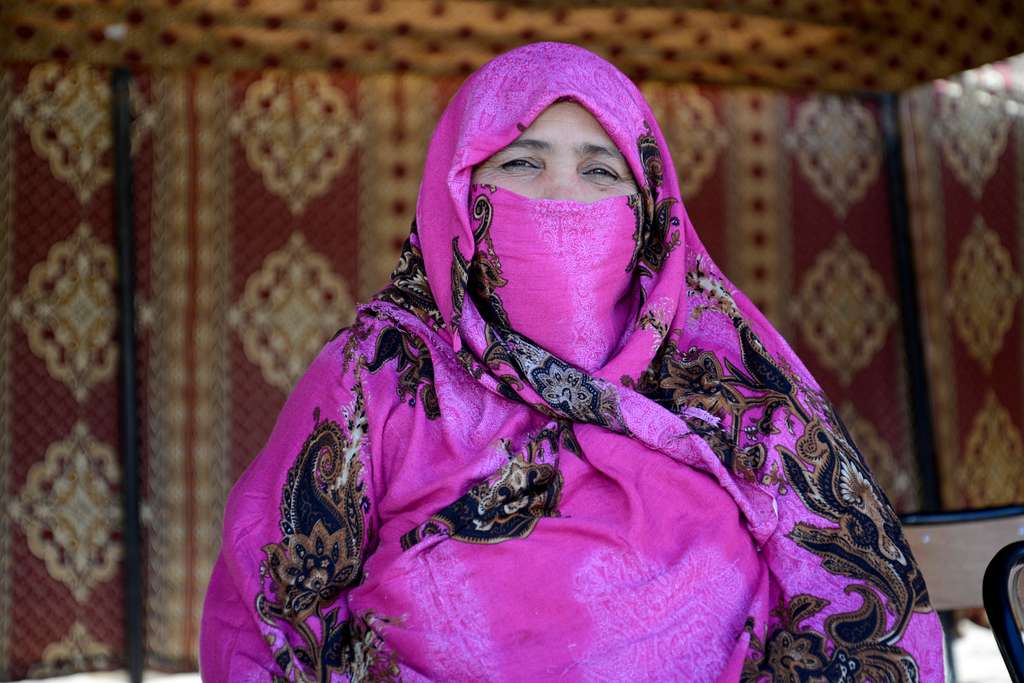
[201,41,945,682]
[465,184,641,373]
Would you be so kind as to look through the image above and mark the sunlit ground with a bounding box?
[954,619,1014,683]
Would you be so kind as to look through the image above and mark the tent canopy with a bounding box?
[2,0,1023,91]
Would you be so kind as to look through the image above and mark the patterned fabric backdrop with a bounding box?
[4,0,1024,93]
[0,55,1018,676]
[902,58,1024,510]
[1,63,127,679]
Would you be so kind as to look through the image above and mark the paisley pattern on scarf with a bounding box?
[366,325,441,420]
[392,83,932,678]
[400,454,564,549]
[449,236,470,332]
[743,587,919,682]
[630,259,931,681]
[467,190,511,328]
[624,342,770,483]
[374,227,445,332]
[257,385,400,682]
[526,419,582,459]
[401,418,577,550]
[742,419,927,681]
[627,126,682,280]
[503,330,625,428]
[267,612,402,683]
[479,324,527,400]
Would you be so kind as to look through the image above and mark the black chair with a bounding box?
[983,540,1024,683]
[900,505,1024,682]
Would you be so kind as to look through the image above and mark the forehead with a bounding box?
[520,101,616,143]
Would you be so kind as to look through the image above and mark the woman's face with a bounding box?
[471,101,638,203]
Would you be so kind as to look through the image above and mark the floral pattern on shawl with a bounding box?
[400,454,563,549]
[467,188,512,328]
[632,256,931,680]
[375,225,445,332]
[626,125,682,280]
[365,325,441,419]
[257,379,400,682]
[400,421,576,549]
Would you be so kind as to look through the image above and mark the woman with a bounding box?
[201,42,944,681]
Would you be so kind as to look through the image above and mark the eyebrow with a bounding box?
[503,138,550,152]
[577,142,625,162]
[501,137,626,162]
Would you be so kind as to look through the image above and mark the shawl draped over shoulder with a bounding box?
[200,42,945,682]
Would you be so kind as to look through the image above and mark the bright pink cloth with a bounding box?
[201,43,944,682]
[471,185,640,371]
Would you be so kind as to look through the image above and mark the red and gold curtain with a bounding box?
[902,59,1024,509]
[0,54,1020,676]
[1,63,125,679]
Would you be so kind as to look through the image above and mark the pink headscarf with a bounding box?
[202,42,944,682]
[378,40,943,678]
[390,42,796,545]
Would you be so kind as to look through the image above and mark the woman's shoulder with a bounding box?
[316,302,447,402]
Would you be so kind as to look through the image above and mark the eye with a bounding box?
[583,166,621,181]
[499,158,540,171]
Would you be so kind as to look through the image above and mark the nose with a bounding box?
[537,168,583,201]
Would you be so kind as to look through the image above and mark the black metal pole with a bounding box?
[112,67,144,683]
[879,92,942,513]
